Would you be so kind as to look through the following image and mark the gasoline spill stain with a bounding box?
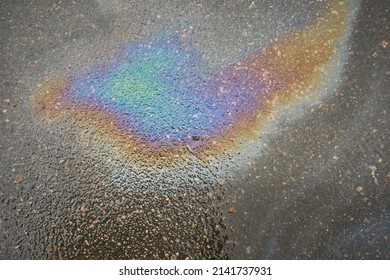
[32,2,350,166]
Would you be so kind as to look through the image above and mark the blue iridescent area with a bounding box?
[66,37,264,145]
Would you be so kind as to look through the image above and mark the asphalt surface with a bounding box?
[0,0,389,259]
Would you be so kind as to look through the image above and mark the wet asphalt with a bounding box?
[0,0,389,259]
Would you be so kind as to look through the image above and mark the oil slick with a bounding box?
[32,1,356,168]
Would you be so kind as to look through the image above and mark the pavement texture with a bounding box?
[0,0,389,259]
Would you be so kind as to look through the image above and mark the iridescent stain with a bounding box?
[33,2,349,164]
[69,38,263,146]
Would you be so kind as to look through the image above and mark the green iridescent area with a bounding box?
[108,50,181,105]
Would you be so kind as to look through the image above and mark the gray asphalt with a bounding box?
[0,0,389,259]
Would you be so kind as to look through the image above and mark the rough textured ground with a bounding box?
[0,0,389,259]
